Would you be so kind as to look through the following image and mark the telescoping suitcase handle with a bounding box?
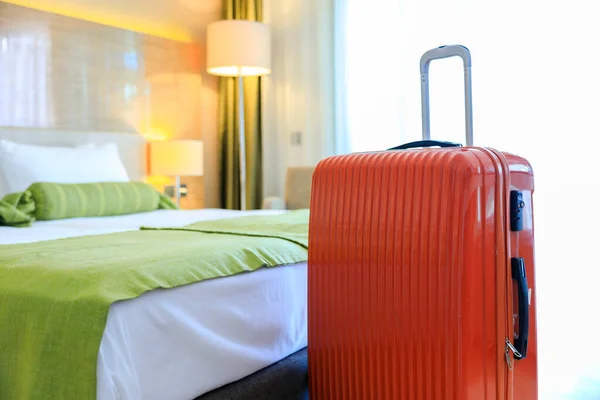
[420,45,473,146]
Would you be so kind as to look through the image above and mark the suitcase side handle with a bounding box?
[511,257,530,360]
[388,140,462,150]
[420,45,474,146]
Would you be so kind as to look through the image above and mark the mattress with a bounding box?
[0,209,308,400]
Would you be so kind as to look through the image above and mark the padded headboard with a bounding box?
[0,127,147,181]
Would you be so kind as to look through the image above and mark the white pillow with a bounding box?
[0,140,130,195]
[0,171,8,198]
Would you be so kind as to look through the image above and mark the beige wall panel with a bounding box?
[0,2,220,208]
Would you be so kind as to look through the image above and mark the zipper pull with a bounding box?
[505,338,522,370]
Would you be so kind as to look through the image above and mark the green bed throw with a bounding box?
[0,182,177,227]
[0,210,309,400]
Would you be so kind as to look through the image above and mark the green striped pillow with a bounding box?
[29,182,176,221]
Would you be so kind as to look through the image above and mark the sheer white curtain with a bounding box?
[343,0,600,399]
[262,0,336,200]
[0,28,53,127]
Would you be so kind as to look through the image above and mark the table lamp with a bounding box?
[149,140,204,207]
[206,19,271,210]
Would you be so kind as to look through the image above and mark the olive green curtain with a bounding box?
[218,0,264,210]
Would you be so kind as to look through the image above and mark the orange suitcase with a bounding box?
[307,45,537,399]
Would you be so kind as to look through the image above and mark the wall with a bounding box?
[0,2,220,209]
[261,0,337,201]
[0,0,221,42]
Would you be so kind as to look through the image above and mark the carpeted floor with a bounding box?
[197,347,308,400]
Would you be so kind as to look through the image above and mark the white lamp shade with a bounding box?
[206,19,271,77]
[149,140,204,176]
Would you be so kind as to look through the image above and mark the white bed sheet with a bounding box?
[0,209,308,400]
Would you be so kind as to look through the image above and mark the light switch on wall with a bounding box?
[290,131,302,146]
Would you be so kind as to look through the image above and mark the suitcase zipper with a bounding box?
[505,338,522,370]
[487,147,516,400]
[477,147,515,400]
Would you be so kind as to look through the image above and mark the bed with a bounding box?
[0,129,309,400]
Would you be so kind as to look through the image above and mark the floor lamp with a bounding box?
[206,19,272,211]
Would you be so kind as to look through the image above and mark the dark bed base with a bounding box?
[196,347,308,400]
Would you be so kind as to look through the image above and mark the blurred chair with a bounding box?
[262,166,315,210]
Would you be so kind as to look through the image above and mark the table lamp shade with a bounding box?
[206,20,271,77]
[149,140,204,177]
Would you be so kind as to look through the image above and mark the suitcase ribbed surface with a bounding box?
[308,149,504,400]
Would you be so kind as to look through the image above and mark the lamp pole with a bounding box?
[238,74,247,211]
[175,175,181,208]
